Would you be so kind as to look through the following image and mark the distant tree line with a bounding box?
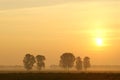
[23,53,90,71]
[23,54,45,71]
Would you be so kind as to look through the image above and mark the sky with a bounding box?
[0,0,120,66]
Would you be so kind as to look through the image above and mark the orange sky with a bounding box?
[0,0,120,66]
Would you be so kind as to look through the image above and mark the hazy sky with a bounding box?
[0,0,120,66]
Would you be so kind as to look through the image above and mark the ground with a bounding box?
[0,71,120,80]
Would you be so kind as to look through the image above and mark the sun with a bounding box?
[96,38,103,46]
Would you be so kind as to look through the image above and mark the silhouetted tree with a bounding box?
[23,54,36,71]
[60,53,75,70]
[83,56,91,70]
[36,55,45,70]
[75,57,82,71]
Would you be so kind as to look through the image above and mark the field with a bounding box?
[0,71,120,80]
[0,66,120,80]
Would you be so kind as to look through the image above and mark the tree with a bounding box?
[83,56,91,70]
[23,54,36,71]
[36,55,46,70]
[60,53,75,70]
[75,57,82,71]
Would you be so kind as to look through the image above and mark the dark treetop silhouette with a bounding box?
[83,56,91,70]
[59,53,75,70]
[36,55,46,70]
[75,57,82,71]
[23,54,36,71]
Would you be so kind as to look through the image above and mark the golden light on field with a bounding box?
[96,38,103,46]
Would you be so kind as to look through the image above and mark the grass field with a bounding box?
[0,71,120,80]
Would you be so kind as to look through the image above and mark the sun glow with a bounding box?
[96,38,103,46]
